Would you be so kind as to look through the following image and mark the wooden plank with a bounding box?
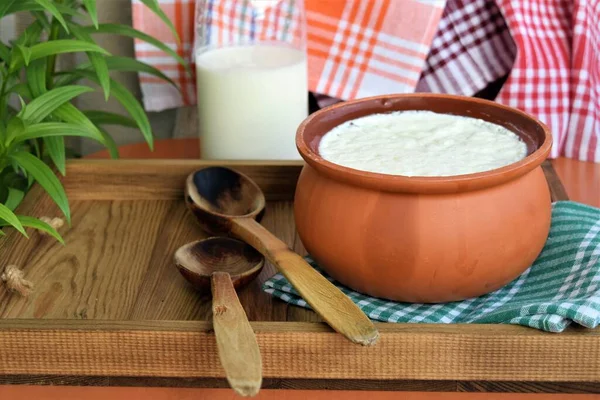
[0,199,301,322]
[457,381,600,394]
[121,202,298,322]
[127,200,214,321]
[0,375,458,391]
[0,376,598,393]
[0,199,304,322]
[0,199,176,319]
[63,160,303,201]
[0,321,597,382]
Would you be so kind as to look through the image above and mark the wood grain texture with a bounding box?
[0,375,444,391]
[63,160,302,201]
[0,198,300,321]
[0,322,597,382]
[126,201,296,322]
[211,272,262,397]
[457,381,600,394]
[0,198,186,319]
[2,376,599,393]
[1,160,593,393]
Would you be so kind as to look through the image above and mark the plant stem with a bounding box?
[45,20,61,89]
[0,69,9,149]
[0,70,8,124]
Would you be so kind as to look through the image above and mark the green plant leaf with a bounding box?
[105,56,178,88]
[83,110,137,128]
[0,41,10,61]
[51,103,119,158]
[0,0,17,19]
[96,126,120,159]
[44,136,66,176]
[4,188,25,211]
[6,105,18,118]
[68,24,110,100]
[31,10,52,32]
[3,0,79,17]
[138,0,181,44]
[21,85,94,124]
[74,70,154,150]
[16,216,64,244]
[17,96,27,111]
[83,24,187,68]
[0,203,27,236]
[8,83,33,100]
[6,117,26,142]
[53,71,81,88]
[32,0,69,33]
[31,138,42,159]
[16,45,32,66]
[0,185,6,206]
[2,171,27,191]
[9,151,70,223]
[26,59,47,97]
[108,78,154,150]
[11,122,104,145]
[14,19,44,47]
[82,0,98,28]
[10,40,110,72]
[76,55,178,89]
[0,0,81,16]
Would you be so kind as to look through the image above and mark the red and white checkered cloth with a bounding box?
[132,0,446,111]
[416,0,599,162]
[319,0,515,110]
[496,0,599,162]
[416,0,516,97]
[132,0,600,162]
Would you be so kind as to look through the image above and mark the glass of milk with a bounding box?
[194,0,308,160]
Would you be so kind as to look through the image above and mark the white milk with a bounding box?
[319,111,528,177]
[196,43,307,160]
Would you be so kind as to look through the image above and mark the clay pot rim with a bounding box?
[295,93,553,194]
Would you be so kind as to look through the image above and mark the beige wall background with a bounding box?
[6,1,178,156]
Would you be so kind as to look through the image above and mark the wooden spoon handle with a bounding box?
[211,271,262,397]
[231,218,379,346]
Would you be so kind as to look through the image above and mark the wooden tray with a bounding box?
[0,159,598,393]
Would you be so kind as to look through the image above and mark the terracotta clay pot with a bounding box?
[294,94,553,303]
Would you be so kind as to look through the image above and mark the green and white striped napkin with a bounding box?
[263,201,600,332]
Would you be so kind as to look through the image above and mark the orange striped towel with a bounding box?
[132,0,446,112]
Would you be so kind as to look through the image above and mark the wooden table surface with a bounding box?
[2,138,598,400]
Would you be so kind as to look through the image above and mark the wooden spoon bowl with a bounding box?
[174,237,264,294]
[185,166,265,235]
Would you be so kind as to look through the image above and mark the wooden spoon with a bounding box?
[184,166,379,346]
[174,237,264,397]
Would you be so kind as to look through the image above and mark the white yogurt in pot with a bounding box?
[318,111,528,177]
